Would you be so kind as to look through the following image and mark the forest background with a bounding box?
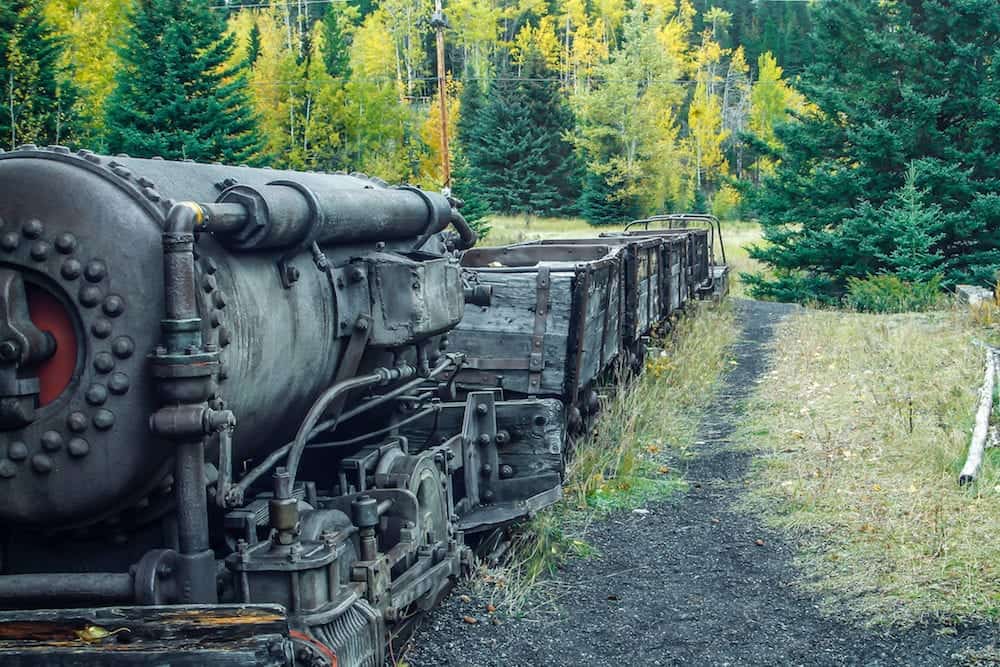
[4,0,999,307]
[1,0,807,227]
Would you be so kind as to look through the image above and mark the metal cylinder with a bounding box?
[214,181,453,251]
[0,573,133,604]
[174,439,209,555]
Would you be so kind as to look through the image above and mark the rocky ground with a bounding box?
[400,300,997,667]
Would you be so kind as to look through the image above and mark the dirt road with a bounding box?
[404,300,995,667]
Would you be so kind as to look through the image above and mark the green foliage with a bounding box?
[452,78,492,236]
[872,164,944,284]
[105,0,262,163]
[244,22,261,68]
[469,50,580,216]
[320,1,353,79]
[844,274,943,314]
[742,268,837,306]
[691,0,813,71]
[579,170,640,226]
[0,0,78,149]
[749,0,1000,303]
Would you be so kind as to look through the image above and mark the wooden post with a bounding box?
[959,348,997,485]
[432,0,451,193]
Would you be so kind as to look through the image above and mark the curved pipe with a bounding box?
[450,210,478,250]
[308,403,441,450]
[285,365,416,489]
[232,355,461,501]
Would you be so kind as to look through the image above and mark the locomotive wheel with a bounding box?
[376,451,450,552]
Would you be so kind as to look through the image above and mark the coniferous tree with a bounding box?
[874,166,944,284]
[472,50,580,216]
[578,170,641,226]
[321,1,353,79]
[0,0,78,149]
[105,0,262,163]
[244,22,261,69]
[747,0,1000,301]
[452,77,491,233]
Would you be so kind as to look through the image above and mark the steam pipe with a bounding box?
[0,573,133,604]
[449,210,478,250]
[285,365,417,489]
[233,355,461,501]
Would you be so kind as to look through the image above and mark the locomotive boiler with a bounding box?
[0,146,564,666]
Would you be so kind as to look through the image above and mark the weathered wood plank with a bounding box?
[0,605,291,666]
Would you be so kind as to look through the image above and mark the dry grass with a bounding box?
[740,306,1000,626]
[720,222,765,298]
[481,214,623,246]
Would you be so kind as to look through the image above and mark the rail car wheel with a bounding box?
[376,450,450,545]
[375,450,451,608]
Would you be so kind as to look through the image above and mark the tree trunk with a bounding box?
[960,349,997,485]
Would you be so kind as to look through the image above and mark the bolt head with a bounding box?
[0,340,19,361]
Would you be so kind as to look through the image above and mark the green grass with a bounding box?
[739,306,1000,626]
[720,222,764,298]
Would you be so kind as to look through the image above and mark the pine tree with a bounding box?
[244,22,261,69]
[579,170,641,226]
[0,0,78,149]
[747,0,1000,301]
[321,1,354,80]
[872,164,944,283]
[105,0,262,163]
[449,78,491,234]
[472,50,580,216]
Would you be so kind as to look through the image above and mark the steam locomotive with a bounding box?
[0,146,725,666]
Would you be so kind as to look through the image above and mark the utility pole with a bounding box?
[431,0,451,194]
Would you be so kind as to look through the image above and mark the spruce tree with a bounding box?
[452,77,492,234]
[105,0,262,163]
[747,0,1000,301]
[472,51,580,217]
[872,165,944,283]
[0,0,78,149]
[244,22,261,69]
[578,170,640,226]
[321,1,352,80]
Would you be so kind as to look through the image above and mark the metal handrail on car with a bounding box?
[623,213,726,266]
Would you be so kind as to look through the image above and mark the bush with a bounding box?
[844,274,943,313]
[711,183,742,221]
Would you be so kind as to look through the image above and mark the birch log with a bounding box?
[959,349,997,485]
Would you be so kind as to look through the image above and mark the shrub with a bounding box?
[844,274,943,313]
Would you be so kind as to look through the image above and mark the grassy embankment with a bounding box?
[472,215,755,608]
[741,306,1000,628]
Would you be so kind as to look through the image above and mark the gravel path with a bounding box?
[402,300,996,667]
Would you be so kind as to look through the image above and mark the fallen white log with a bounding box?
[959,348,997,485]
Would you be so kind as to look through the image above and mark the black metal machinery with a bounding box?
[0,147,724,666]
[0,146,563,666]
